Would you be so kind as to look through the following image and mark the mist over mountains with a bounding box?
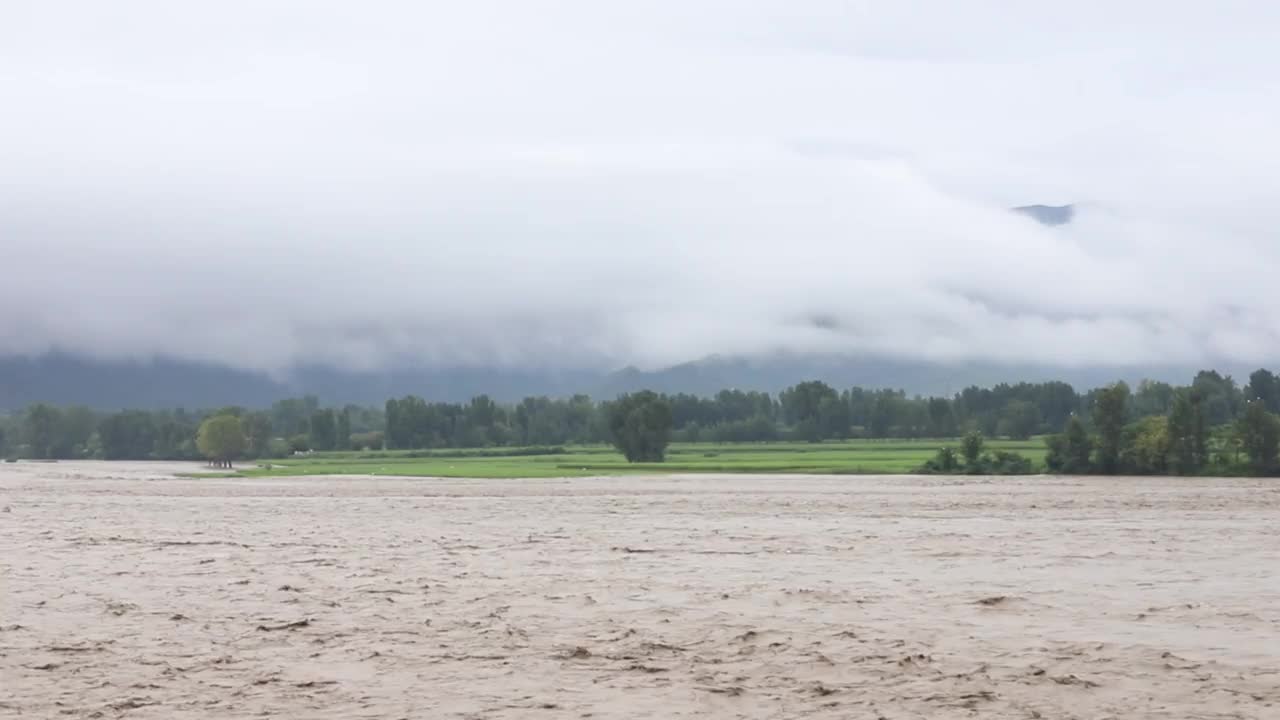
[0,202,1244,410]
[6,4,1280,412]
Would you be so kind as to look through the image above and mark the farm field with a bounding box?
[228,439,1048,479]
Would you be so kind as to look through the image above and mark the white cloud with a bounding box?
[2,1,1278,372]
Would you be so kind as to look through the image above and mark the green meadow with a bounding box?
[222,438,1048,479]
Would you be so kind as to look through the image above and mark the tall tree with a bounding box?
[1245,369,1280,414]
[270,395,319,437]
[197,415,246,468]
[309,409,337,451]
[1235,401,1279,475]
[336,408,351,451]
[1037,381,1080,430]
[608,391,672,462]
[1121,416,1169,475]
[22,404,63,459]
[98,410,157,460]
[1167,390,1202,474]
[780,381,841,441]
[1092,382,1129,474]
[385,396,432,449]
[242,412,273,458]
[1132,380,1176,417]
[465,395,504,445]
[869,392,902,439]
[1191,371,1242,425]
[153,412,198,459]
[926,397,957,437]
[816,395,851,441]
[384,398,403,448]
[1046,416,1093,474]
[961,431,985,470]
[998,400,1041,440]
[60,406,98,456]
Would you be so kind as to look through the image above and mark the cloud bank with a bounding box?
[2,1,1279,373]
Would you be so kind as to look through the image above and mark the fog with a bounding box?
[3,1,1278,373]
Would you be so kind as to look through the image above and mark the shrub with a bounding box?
[985,450,1035,475]
[920,446,960,473]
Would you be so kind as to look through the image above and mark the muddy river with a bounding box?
[2,461,1277,718]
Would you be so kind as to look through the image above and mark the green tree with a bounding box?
[1121,416,1169,475]
[998,399,1041,440]
[608,391,673,462]
[1191,371,1242,425]
[1131,380,1176,417]
[780,381,843,441]
[986,450,1034,474]
[869,391,902,439]
[241,412,273,458]
[1235,401,1279,475]
[1037,381,1080,431]
[1091,382,1129,474]
[922,446,959,473]
[22,404,63,459]
[197,415,246,468]
[1167,390,1207,474]
[61,406,97,457]
[153,413,198,460]
[384,395,432,449]
[926,397,957,437]
[309,409,337,451]
[384,398,404,448]
[1245,368,1280,414]
[1046,416,1093,474]
[270,395,319,436]
[816,395,851,441]
[336,408,351,450]
[98,410,157,460]
[961,431,985,469]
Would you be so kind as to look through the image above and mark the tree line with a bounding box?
[3,369,1280,475]
[1039,381,1280,476]
[0,398,384,463]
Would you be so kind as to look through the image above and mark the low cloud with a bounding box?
[2,1,1278,373]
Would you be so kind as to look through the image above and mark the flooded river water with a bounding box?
[2,461,1277,718]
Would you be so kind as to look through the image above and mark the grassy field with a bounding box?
[224,439,1048,479]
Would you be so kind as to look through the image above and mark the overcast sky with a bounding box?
[3,1,1279,373]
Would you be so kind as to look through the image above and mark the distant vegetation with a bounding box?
[219,439,1047,479]
[3,368,1280,476]
[918,432,1035,475]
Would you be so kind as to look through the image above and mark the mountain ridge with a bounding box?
[0,351,1235,411]
[1013,203,1075,226]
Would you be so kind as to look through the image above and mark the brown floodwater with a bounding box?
[2,461,1278,718]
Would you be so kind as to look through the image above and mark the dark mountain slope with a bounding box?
[1013,204,1075,226]
[0,350,1225,411]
